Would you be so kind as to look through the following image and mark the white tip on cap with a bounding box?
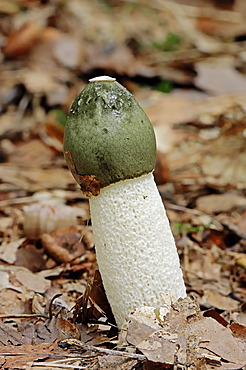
[89,76,116,82]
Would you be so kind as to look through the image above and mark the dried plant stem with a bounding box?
[0,314,48,319]
[61,339,146,361]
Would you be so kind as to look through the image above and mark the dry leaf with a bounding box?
[195,61,246,95]
[202,289,239,311]
[0,342,58,368]
[98,355,137,369]
[15,267,51,293]
[0,271,22,292]
[0,164,76,192]
[15,244,47,272]
[0,0,20,14]
[0,238,25,264]
[140,90,195,153]
[8,139,55,168]
[52,35,81,69]
[196,193,246,214]
[41,232,83,264]
[3,22,42,57]
[126,297,246,368]
[22,70,60,94]
[0,289,28,315]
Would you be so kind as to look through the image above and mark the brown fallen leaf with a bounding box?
[88,43,145,76]
[0,342,59,368]
[126,297,246,368]
[230,322,246,349]
[196,193,246,214]
[0,0,20,14]
[190,317,245,368]
[0,164,77,192]
[15,267,51,293]
[140,90,195,153]
[0,271,22,293]
[0,312,80,348]
[154,150,170,185]
[195,61,246,95]
[216,211,246,239]
[9,139,55,168]
[166,102,246,188]
[3,22,42,57]
[15,243,47,272]
[98,355,137,369]
[40,112,65,152]
[143,91,196,127]
[0,320,24,346]
[41,233,75,264]
[41,230,85,265]
[52,35,81,69]
[22,69,61,95]
[0,238,25,264]
[196,15,243,38]
[56,316,81,340]
[201,289,239,311]
[0,289,28,316]
[89,270,115,324]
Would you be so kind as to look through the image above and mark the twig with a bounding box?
[0,353,96,359]
[48,293,63,319]
[61,339,146,361]
[0,196,38,208]
[0,314,48,319]
[42,357,90,363]
[120,0,242,22]
[166,203,223,229]
[31,363,86,369]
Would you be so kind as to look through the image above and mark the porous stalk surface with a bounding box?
[89,173,186,327]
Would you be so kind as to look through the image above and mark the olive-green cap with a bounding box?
[64,76,156,196]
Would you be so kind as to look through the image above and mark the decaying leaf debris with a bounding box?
[125,297,246,369]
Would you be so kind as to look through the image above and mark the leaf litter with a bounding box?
[0,0,246,368]
[125,297,245,368]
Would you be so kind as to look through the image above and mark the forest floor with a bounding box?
[0,0,245,369]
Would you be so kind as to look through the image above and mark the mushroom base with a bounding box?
[89,172,186,327]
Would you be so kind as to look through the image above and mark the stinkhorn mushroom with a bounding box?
[64,76,186,327]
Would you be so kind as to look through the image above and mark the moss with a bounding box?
[64,78,156,190]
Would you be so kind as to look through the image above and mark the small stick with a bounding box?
[0,314,48,319]
[31,363,86,369]
[61,339,146,361]
[48,293,63,319]
[0,353,96,359]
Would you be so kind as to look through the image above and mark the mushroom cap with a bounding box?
[64,76,156,192]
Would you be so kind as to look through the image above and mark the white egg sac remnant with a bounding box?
[90,172,186,327]
[23,203,77,238]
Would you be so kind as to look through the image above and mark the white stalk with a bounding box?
[90,172,186,327]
